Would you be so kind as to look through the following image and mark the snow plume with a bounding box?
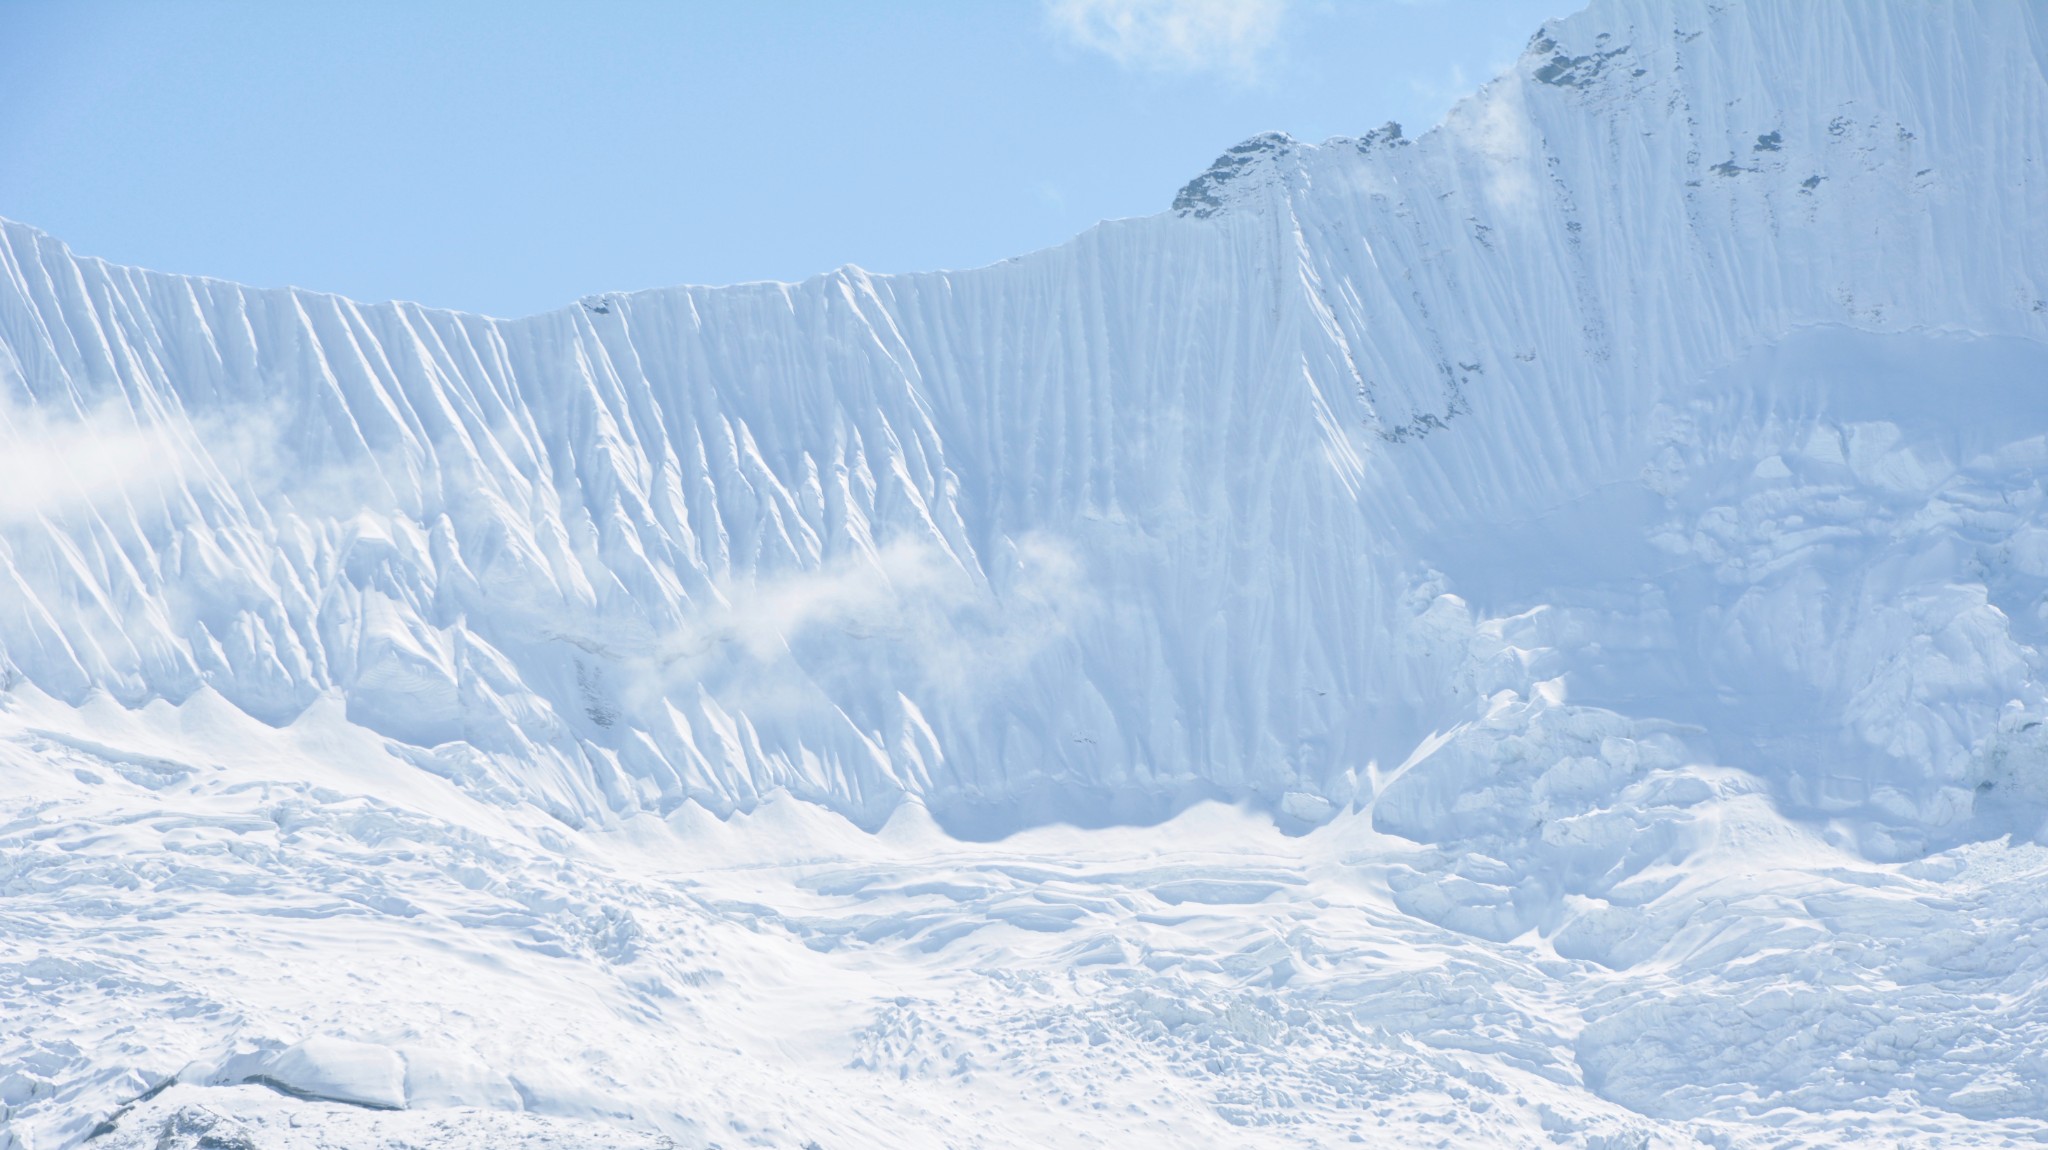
[0,390,292,529]
[1047,0,1287,79]
[636,534,1089,714]
[0,394,195,526]
[1456,82,1538,219]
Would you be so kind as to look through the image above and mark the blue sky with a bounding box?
[0,0,1565,317]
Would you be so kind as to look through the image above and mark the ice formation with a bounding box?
[4,0,2047,1146]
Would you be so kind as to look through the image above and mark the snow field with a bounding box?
[11,685,2048,1147]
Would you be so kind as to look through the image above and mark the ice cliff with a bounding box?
[14,0,2048,1146]
[2,0,2045,855]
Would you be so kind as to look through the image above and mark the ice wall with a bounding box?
[1,0,2044,844]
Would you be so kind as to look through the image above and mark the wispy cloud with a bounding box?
[1456,82,1537,218]
[630,535,1090,719]
[0,390,299,531]
[1047,0,1290,80]
[0,396,195,527]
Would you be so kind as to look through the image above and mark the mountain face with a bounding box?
[3,0,2044,842]
[6,1,2048,1147]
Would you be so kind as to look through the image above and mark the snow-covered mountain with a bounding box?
[6,0,2048,1146]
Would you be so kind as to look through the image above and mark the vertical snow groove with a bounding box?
[0,0,2042,834]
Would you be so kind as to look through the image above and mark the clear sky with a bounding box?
[0,0,1566,318]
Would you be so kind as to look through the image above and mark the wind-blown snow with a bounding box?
[4,0,2048,1146]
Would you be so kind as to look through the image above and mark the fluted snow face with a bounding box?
[2,0,2046,846]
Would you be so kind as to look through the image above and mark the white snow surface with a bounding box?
[5,0,2048,1145]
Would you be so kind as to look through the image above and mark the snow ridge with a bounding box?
[1,0,2044,842]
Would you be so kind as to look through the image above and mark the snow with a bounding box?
[16,688,2048,1147]
[4,0,2048,1145]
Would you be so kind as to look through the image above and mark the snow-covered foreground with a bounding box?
[12,685,2048,1149]
[4,679,2048,1145]
[6,0,2048,1144]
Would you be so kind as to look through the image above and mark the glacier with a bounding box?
[5,0,2048,1145]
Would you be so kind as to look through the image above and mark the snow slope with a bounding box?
[5,0,2048,1145]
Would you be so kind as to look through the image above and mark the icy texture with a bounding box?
[2,0,2041,841]
[14,693,2048,1149]
[6,0,2048,1145]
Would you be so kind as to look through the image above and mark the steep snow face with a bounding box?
[2,0,2046,849]
[12,1,2048,1147]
